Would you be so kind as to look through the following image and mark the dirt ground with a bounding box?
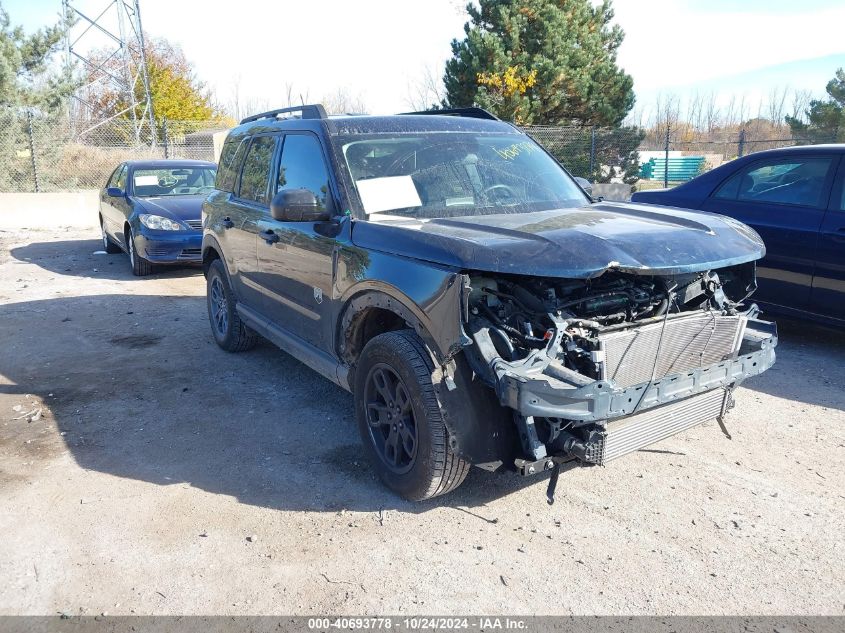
[0,215,843,616]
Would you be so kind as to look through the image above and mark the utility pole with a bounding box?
[62,0,155,145]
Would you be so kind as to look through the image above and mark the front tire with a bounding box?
[354,330,469,501]
[126,227,153,276]
[206,258,257,352]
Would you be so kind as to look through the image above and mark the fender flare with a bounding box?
[337,287,446,364]
[202,234,227,274]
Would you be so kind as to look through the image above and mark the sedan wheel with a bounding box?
[100,221,121,254]
[127,228,153,276]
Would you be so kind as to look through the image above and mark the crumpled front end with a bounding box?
[461,262,778,475]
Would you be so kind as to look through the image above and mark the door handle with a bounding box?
[260,229,280,244]
[221,216,234,229]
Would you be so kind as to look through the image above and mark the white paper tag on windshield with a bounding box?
[356,176,422,214]
[134,175,159,186]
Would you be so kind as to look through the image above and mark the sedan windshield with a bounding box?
[340,133,588,220]
[132,167,216,197]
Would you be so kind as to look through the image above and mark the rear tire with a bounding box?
[126,227,153,276]
[100,220,121,254]
[206,258,258,352]
[354,330,469,501]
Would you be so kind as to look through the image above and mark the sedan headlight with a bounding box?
[139,214,184,231]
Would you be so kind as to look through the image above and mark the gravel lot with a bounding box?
[0,211,843,616]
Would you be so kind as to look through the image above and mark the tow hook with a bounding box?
[513,455,586,505]
[717,388,736,439]
[514,456,557,476]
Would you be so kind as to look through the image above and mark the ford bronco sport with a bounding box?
[201,105,777,502]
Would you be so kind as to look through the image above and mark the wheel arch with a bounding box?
[343,292,517,473]
[338,288,438,369]
[202,234,226,277]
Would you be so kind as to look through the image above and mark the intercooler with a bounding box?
[598,312,746,388]
[588,387,728,465]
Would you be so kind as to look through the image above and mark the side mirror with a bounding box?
[106,187,124,197]
[270,189,331,222]
[574,177,593,197]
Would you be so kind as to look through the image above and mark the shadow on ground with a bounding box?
[739,315,845,410]
[10,239,202,280]
[3,241,842,514]
[0,293,545,514]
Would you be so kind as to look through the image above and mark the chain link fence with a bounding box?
[0,105,833,194]
[0,105,226,192]
[636,128,837,191]
[521,125,645,184]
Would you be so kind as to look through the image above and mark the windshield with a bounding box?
[131,167,216,197]
[340,133,588,220]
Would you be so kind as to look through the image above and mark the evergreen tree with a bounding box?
[443,0,634,125]
[786,68,845,143]
[0,2,74,109]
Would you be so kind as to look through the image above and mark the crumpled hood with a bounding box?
[132,195,205,223]
[350,202,766,278]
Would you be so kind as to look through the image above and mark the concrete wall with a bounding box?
[592,183,633,202]
[0,191,99,230]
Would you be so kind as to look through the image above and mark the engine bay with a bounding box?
[466,262,758,381]
[458,261,776,487]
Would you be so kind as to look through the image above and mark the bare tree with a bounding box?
[790,88,813,124]
[227,73,243,121]
[766,85,788,125]
[703,91,719,133]
[405,64,446,111]
[722,94,737,129]
[321,87,367,114]
[684,91,704,132]
[623,103,645,128]
[241,96,272,119]
[654,92,681,131]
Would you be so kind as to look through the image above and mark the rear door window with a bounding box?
[237,136,278,205]
[216,137,249,193]
[714,157,834,208]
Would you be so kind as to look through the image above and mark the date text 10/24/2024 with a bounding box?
[307,618,528,630]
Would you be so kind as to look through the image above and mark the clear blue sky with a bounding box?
[4,0,845,116]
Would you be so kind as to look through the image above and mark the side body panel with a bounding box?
[332,235,466,365]
[203,189,263,308]
[812,162,845,319]
[256,218,340,350]
[253,130,344,351]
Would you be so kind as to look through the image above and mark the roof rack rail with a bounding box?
[400,107,500,121]
[240,104,328,124]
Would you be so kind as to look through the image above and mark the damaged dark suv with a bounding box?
[202,105,777,501]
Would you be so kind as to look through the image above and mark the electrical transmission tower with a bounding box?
[62,0,156,144]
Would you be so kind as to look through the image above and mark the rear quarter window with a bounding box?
[713,157,833,208]
[215,137,249,193]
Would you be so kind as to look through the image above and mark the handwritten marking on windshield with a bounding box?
[494,141,539,161]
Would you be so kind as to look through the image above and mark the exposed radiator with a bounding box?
[594,388,727,465]
[599,312,745,388]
